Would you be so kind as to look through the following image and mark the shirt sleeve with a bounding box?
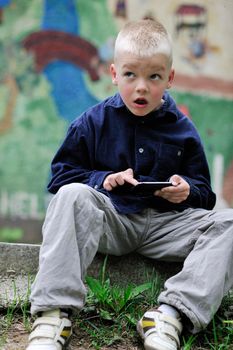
[178,129,216,209]
[47,117,112,194]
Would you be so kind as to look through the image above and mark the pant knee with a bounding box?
[58,182,88,194]
[57,183,92,203]
[55,183,106,215]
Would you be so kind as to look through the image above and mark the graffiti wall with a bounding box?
[0,0,232,242]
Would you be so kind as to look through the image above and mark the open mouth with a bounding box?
[134,98,148,106]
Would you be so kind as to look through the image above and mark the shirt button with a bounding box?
[138,148,144,153]
[177,150,182,156]
[94,185,98,189]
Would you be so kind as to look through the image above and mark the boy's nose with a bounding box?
[135,79,148,93]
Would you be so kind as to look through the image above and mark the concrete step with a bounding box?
[0,242,182,308]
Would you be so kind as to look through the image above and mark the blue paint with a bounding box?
[41,0,99,121]
[44,62,98,122]
[0,0,11,7]
[42,0,79,34]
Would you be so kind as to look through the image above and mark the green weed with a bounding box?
[182,334,197,350]
[77,257,233,349]
[85,256,153,321]
[75,257,160,348]
[0,274,32,347]
[182,296,233,350]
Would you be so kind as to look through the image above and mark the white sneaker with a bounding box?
[26,309,72,350]
[137,309,183,350]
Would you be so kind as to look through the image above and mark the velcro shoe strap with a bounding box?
[160,313,183,334]
[145,314,181,347]
[32,316,61,330]
[29,328,55,342]
[29,326,67,346]
[160,321,180,347]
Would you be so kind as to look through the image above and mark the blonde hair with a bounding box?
[114,19,173,65]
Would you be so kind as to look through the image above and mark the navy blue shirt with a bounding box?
[47,92,216,214]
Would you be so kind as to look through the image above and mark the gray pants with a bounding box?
[30,183,233,333]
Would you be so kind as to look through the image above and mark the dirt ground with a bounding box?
[2,304,233,350]
[2,321,143,350]
[2,318,233,350]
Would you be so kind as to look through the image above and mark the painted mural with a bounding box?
[0,0,232,242]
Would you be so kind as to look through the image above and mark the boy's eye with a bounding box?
[124,71,135,78]
[151,74,161,80]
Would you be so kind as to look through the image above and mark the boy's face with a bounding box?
[110,51,174,117]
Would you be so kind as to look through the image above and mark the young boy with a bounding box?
[26,19,233,350]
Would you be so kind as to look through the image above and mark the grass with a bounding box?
[75,257,233,349]
[0,257,233,349]
[0,275,32,347]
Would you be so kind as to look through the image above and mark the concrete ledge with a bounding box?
[0,242,40,275]
[0,243,182,308]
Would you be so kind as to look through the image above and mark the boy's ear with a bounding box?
[167,68,175,89]
[110,64,118,85]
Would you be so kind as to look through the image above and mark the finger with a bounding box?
[104,182,113,191]
[109,178,119,187]
[123,175,138,186]
[166,193,189,202]
[115,176,125,186]
[162,189,188,197]
[125,168,134,176]
[104,176,118,189]
[155,190,188,201]
[108,173,128,187]
[170,174,183,186]
[122,169,138,185]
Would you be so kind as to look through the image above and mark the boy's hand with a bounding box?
[155,175,190,203]
[103,168,138,191]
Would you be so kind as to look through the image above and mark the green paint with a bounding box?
[0,227,24,242]
[171,91,233,174]
[76,0,118,45]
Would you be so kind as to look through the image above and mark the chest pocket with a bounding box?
[156,143,184,179]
